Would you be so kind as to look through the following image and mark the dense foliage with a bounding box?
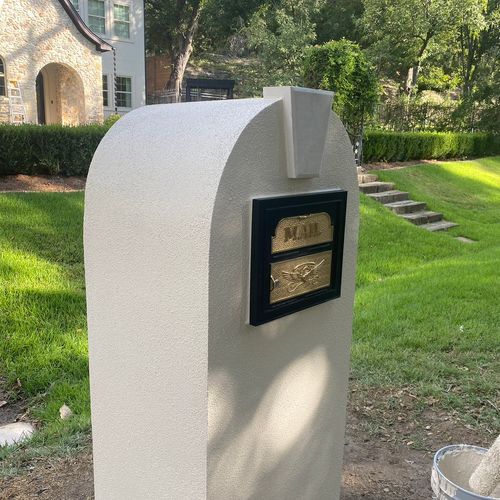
[303,39,379,136]
[363,130,500,161]
[159,0,499,133]
[0,124,108,176]
[361,0,467,94]
[242,0,322,88]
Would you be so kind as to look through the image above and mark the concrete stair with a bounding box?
[400,211,443,225]
[385,200,427,214]
[420,220,458,232]
[358,173,378,184]
[358,170,458,232]
[359,181,395,194]
[367,190,409,204]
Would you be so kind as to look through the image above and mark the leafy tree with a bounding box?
[417,66,460,92]
[303,39,379,137]
[196,0,267,52]
[473,53,500,131]
[454,46,500,131]
[360,0,466,95]
[447,0,500,130]
[146,0,207,101]
[314,0,364,44]
[242,0,324,91]
[457,0,499,97]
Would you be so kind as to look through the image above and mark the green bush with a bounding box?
[0,124,109,176]
[303,39,379,137]
[103,114,121,128]
[363,131,500,162]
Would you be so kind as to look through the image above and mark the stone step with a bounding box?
[384,200,427,214]
[359,181,395,194]
[400,210,443,225]
[367,190,409,204]
[421,220,458,232]
[358,173,378,184]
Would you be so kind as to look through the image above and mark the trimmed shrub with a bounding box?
[0,124,108,176]
[0,124,498,176]
[363,131,500,162]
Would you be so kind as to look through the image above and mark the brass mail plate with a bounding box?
[270,250,332,304]
[271,212,333,254]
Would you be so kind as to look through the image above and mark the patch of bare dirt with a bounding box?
[341,425,432,499]
[0,422,436,500]
[0,451,94,500]
[340,384,495,499]
[0,380,28,429]
[0,175,85,193]
[0,385,493,499]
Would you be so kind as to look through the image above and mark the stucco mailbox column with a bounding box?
[84,86,359,499]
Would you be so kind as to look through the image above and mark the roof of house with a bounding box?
[58,0,113,52]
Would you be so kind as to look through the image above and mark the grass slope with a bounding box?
[0,157,498,468]
[354,157,500,433]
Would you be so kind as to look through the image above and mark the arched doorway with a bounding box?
[36,63,85,125]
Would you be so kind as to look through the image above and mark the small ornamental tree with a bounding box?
[303,39,379,141]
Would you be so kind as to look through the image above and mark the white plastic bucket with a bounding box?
[432,445,500,500]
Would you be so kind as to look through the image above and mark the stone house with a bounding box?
[0,0,112,125]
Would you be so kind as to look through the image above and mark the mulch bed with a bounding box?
[0,175,85,193]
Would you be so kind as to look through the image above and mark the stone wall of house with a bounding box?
[59,64,86,125]
[0,0,104,124]
[0,97,9,123]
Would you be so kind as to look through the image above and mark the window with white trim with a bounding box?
[102,75,109,107]
[115,77,132,108]
[0,58,5,97]
[113,3,130,39]
[89,0,106,34]
[70,0,79,11]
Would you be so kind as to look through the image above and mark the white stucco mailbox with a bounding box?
[84,86,359,499]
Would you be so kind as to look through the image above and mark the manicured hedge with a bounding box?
[0,124,108,176]
[363,130,500,162]
[1,124,499,176]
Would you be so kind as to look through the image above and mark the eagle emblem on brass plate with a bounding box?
[281,260,325,292]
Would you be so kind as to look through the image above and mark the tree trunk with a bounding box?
[166,41,193,102]
[404,31,433,97]
[165,3,203,102]
[405,67,415,96]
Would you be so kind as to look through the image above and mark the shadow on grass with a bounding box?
[0,193,84,271]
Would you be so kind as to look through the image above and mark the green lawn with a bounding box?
[354,157,500,432]
[0,157,499,468]
[0,193,89,468]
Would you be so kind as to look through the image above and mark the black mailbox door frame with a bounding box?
[250,190,348,326]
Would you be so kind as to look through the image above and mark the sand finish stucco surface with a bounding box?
[85,97,359,499]
[0,0,103,124]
